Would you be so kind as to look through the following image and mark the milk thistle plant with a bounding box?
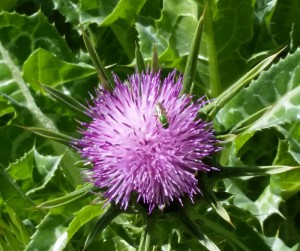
[0,1,300,251]
[74,70,218,212]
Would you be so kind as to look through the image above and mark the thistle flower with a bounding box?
[75,70,218,212]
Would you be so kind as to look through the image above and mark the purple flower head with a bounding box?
[75,70,218,212]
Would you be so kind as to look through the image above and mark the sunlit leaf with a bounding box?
[137,0,200,60]
[25,214,71,251]
[68,204,105,240]
[225,180,284,226]
[23,48,96,91]
[205,48,284,120]
[7,147,63,196]
[270,169,300,200]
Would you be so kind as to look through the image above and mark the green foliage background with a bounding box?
[0,0,299,250]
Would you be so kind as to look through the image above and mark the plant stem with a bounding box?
[138,214,153,251]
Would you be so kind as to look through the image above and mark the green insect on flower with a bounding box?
[155,102,169,129]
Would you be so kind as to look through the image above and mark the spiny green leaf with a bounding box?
[204,47,284,120]
[137,0,200,61]
[224,180,284,226]
[215,47,300,132]
[7,147,63,196]
[136,20,166,60]
[23,48,96,91]
[255,186,285,223]
[52,0,80,24]
[54,0,146,26]
[0,11,73,63]
[249,88,300,132]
